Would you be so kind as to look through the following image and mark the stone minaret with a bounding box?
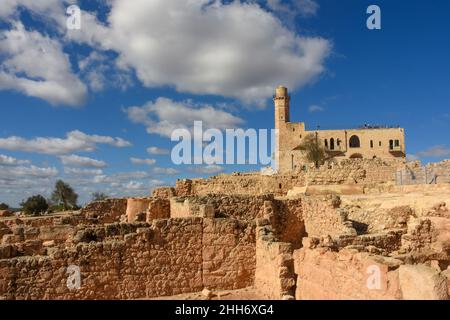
[273,86,290,172]
[274,85,290,130]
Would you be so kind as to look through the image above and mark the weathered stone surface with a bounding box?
[0,210,13,218]
[398,264,448,300]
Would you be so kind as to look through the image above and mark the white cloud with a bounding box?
[0,22,88,106]
[0,154,30,166]
[0,165,58,180]
[124,181,145,191]
[69,0,330,105]
[152,167,180,175]
[125,97,244,138]
[265,0,319,18]
[60,155,107,168]
[147,146,170,155]
[1,1,330,106]
[130,157,156,166]
[92,171,150,184]
[0,0,65,25]
[78,51,132,92]
[188,165,224,175]
[0,130,131,155]
[64,167,104,175]
[417,145,450,158]
[308,105,324,113]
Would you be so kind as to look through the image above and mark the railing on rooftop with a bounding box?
[395,166,450,185]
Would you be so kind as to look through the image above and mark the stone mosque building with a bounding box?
[274,86,406,173]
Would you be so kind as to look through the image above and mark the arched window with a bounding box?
[370,140,374,148]
[324,139,328,148]
[330,138,335,150]
[349,135,361,148]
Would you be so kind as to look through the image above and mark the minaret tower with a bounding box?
[274,85,290,130]
[273,86,290,173]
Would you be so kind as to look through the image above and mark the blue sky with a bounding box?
[0,0,449,206]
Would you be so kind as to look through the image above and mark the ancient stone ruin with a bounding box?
[1,158,449,300]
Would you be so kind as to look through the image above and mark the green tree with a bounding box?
[21,195,49,216]
[91,192,108,202]
[51,180,78,211]
[0,203,9,210]
[297,133,327,169]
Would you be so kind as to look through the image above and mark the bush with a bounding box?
[91,192,108,202]
[0,203,9,210]
[21,195,49,216]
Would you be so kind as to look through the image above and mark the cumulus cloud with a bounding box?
[130,157,156,166]
[91,171,150,184]
[64,167,104,176]
[152,167,180,175]
[0,164,58,180]
[68,0,330,105]
[60,155,107,168]
[265,0,319,17]
[1,0,330,106]
[0,130,131,155]
[0,0,65,25]
[125,97,244,138]
[0,22,88,106]
[0,154,30,166]
[417,145,450,158]
[188,165,224,175]
[147,147,170,155]
[124,181,145,191]
[78,51,132,92]
[308,105,324,113]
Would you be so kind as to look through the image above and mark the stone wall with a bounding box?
[170,194,273,221]
[401,217,450,259]
[177,174,305,197]
[202,219,255,290]
[81,199,127,224]
[255,226,296,299]
[305,158,402,185]
[126,198,152,222]
[270,199,305,249]
[0,217,256,300]
[167,159,404,199]
[146,199,170,223]
[347,205,412,234]
[151,187,176,199]
[294,247,403,300]
[294,241,449,300]
[301,195,356,238]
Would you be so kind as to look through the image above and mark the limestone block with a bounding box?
[399,264,448,300]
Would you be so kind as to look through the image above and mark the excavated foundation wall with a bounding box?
[0,217,255,300]
[255,225,296,299]
[294,247,403,300]
[170,194,273,220]
[170,159,404,198]
[294,246,449,300]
